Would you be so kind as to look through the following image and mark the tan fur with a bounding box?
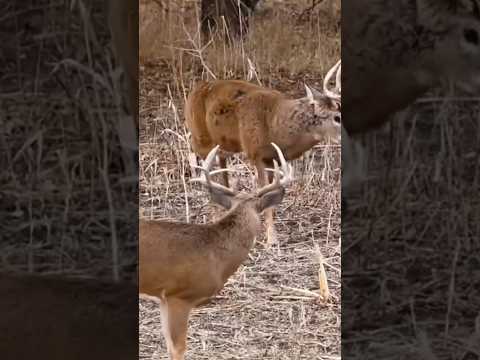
[139,202,265,360]
[185,79,340,244]
[186,80,340,161]
[0,273,137,360]
[140,197,260,303]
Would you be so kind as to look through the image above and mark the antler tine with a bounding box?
[323,60,341,101]
[257,143,294,196]
[190,145,236,195]
[335,63,341,94]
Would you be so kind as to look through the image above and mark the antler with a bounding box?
[257,143,294,196]
[336,62,341,94]
[323,60,341,101]
[191,143,293,197]
[190,145,237,196]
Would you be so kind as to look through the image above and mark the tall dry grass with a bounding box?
[140,0,339,84]
[1,0,137,281]
[139,1,341,359]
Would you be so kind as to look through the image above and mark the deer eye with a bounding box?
[464,28,479,45]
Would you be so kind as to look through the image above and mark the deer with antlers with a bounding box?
[139,143,293,360]
[185,61,341,245]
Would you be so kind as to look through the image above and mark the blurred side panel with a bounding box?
[342,1,480,359]
[0,0,139,358]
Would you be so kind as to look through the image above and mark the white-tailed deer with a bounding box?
[139,143,293,360]
[185,61,341,244]
[107,0,139,173]
[0,272,137,360]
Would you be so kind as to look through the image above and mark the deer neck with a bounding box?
[270,99,320,157]
[216,205,260,253]
[213,206,260,281]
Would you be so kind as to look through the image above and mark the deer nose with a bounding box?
[334,115,341,123]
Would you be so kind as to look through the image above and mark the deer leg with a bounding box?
[265,159,277,246]
[162,298,192,360]
[219,156,229,187]
[159,299,173,354]
[256,159,277,246]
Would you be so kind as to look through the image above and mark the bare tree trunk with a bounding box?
[200,0,260,43]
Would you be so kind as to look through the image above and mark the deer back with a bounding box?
[139,203,260,301]
[186,80,284,156]
[186,80,340,161]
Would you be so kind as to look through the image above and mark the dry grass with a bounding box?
[139,0,341,358]
[0,1,137,280]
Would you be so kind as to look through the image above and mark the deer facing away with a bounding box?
[139,143,294,360]
[185,62,341,244]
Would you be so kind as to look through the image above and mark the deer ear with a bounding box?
[209,188,235,210]
[257,188,285,212]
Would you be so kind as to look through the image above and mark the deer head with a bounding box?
[300,61,342,143]
[191,143,294,214]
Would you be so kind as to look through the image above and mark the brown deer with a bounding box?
[107,0,139,173]
[139,143,293,360]
[185,61,341,244]
[0,272,137,360]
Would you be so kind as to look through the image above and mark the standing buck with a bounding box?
[185,61,341,244]
[140,143,293,360]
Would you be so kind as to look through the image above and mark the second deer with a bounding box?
[140,143,294,360]
[185,61,341,245]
